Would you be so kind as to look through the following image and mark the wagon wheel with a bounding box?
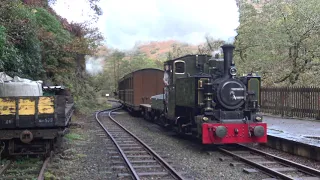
[159,114,167,127]
[149,111,155,122]
[143,109,149,121]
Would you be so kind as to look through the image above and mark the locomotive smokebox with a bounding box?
[221,44,235,78]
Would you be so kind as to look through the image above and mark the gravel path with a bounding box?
[109,110,271,180]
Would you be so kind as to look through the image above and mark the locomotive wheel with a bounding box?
[176,122,185,136]
[143,109,150,121]
[159,115,166,127]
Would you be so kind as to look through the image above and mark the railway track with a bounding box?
[96,107,186,180]
[0,155,50,180]
[218,144,320,180]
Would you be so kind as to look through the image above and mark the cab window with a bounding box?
[174,61,185,74]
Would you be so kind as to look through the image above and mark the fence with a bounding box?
[260,87,320,120]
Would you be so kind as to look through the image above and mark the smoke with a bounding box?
[85,55,104,75]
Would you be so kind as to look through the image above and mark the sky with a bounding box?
[51,0,240,51]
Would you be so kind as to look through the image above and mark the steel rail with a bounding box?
[238,144,320,177]
[37,156,51,180]
[96,106,140,180]
[0,156,50,180]
[107,109,185,180]
[0,160,11,175]
[218,147,296,180]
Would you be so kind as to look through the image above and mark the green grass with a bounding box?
[75,97,112,115]
[64,133,84,141]
[15,157,41,165]
[44,171,57,180]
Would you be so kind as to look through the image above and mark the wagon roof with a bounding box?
[118,68,164,82]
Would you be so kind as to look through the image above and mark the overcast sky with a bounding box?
[52,0,239,50]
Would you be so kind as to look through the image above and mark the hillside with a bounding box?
[92,40,202,70]
[91,39,217,77]
[135,40,200,60]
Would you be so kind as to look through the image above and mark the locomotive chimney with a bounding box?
[221,44,235,78]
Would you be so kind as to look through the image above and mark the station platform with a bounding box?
[262,115,320,161]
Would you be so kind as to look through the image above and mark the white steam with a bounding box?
[85,56,104,75]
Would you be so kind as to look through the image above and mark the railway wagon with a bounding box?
[117,68,164,114]
[0,86,74,156]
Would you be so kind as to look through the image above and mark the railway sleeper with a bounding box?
[126,155,153,158]
[133,165,162,169]
[118,144,140,146]
[123,150,149,154]
[117,173,132,178]
[1,175,38,180]
[121,147,144,150]
[138,171,169,176]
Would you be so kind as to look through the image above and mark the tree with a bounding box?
[235,0,320,86]
[166,43,194,60]
[0,0,105,113]
[94,48,163,94]
[0,0,43,79]
[198,35,225,54]
[47,0,102,15]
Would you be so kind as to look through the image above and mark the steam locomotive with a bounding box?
[118,44,267,144]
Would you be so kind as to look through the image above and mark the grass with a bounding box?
[15,157,41,165]
[75,96,112,115]
[0,159,10,166]
[96,97,112,110]
[44,171,57,180]
[64,133,84,141]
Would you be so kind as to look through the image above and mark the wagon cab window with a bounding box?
[174,61,185,74]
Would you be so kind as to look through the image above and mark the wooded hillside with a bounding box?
[234,0,320,87]
[0,0,104,113]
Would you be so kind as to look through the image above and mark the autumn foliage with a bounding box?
[0,0,103,113]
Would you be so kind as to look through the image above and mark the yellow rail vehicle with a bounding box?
[0,86,74,156]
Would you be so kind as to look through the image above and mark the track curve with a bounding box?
[95,106,186,180]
